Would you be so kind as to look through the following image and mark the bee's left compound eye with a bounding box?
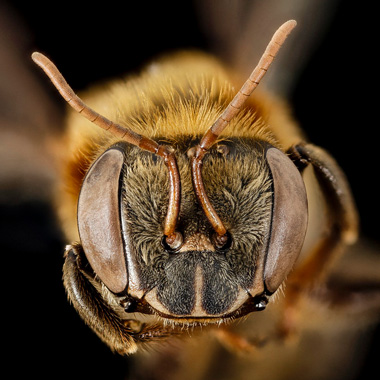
[263,148,308,293]
[77,147,128,294]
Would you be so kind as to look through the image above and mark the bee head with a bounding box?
[77,136,307,323]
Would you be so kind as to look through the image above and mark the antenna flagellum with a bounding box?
[32,52,181,247]
[191,20,297,240]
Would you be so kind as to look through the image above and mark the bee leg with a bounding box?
[62,244,175,355]
[311,240,380,318]
[213,326,268,354]
[287,143,358,286]
[277,143,359,338]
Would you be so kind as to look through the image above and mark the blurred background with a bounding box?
[1,0,378,379]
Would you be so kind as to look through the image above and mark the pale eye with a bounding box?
[263,147,308,293]
[78,147,128,294]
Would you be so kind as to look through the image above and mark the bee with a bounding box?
[32,18,357,347]
[27,9,379,380]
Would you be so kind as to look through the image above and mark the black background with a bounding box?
[2,1,379,379]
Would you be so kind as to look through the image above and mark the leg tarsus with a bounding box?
[213,326,270,355]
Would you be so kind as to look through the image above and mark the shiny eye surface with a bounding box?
[263,147,308,293]
[77,147,128,294]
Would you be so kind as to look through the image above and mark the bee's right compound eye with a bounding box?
[77,147,128,294]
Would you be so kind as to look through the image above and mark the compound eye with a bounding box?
[77,147,128,294]
[264,148,308,293]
